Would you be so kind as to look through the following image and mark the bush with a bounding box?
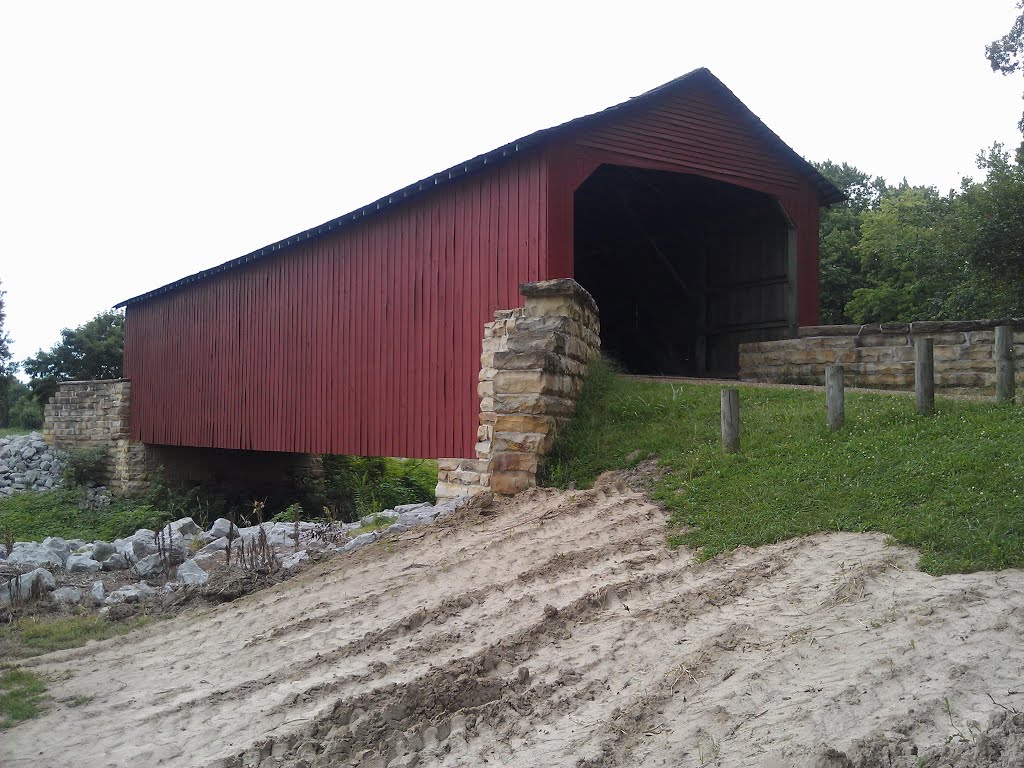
[304,456,437,522]
[0,489,173,542]
[62,447,108,486]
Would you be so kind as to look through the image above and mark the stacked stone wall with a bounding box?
[43,380,151,493]
[437,279,600,500]
[739,320,1024,395]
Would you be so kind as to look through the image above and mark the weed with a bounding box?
[68,695,93,707]
[62,446,109,486]
[697,734,721,765]
[942,696,982,743]
[351,514,397,536]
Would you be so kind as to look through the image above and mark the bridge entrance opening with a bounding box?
[573,165,796,378]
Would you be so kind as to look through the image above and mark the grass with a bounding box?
[0,665,48,728]
[1,615,156,658]
[352,514,397,536]
[0,427,32,438]
[0,488,173,542]
[544,357,1024,575]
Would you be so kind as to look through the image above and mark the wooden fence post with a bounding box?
[826,364,845,430]
[995,325,1016,404]
[915,338,935,416]
[721,388,740,454]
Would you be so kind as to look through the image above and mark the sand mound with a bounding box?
[4,478,1024,767]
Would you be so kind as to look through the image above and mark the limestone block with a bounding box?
[437,458,463,472]
[493,414,558,435]
[453,469,481,484]
[455,458,489,474]
[489,470,536,495]
[492,370,573,397]
[490,451,539,473]
[858,333,910,348]
[492,431,550,454]
[916,332,967,346]
[475,441,491,458]
[493,393,576,416]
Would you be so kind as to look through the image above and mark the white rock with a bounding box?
[104,582,157,604]
[66,554,102,573]
[90,581,106,602]
[207,518,241,540]
[7,544,64,569]
[175,559,209,586]
[342,532,378,553]
[134,553,166,578]
[101,553,130,572]
[42,536,72,560]
[281,551,309,571]
[91,541,116,562]
[162,517,202,541]
[52,586,83,604]
[393,502,432,515]
[1,568,57,604]
[193,537,229,559]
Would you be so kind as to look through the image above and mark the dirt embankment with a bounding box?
[3,479,1023,767]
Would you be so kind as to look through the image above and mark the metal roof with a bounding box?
[117,68,844,308]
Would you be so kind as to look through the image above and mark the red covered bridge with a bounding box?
[118,68,842,460]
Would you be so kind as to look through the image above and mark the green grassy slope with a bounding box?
[544,358,1024,575]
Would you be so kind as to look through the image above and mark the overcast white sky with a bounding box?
[2,1,1022,366]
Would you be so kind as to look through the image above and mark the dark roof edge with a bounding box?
[117,68,843,308]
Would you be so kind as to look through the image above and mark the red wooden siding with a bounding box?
[545,80,822,325]
[123,71,834,458]
[124,153,548,458]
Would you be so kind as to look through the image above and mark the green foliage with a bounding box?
[0,488,173,542]
[23,310,124,404]
[947,146,1024,311]
[5,378,42,429]
[815,149,1024,324]
[846,185,955,323]
[62,446,108,486]
[351,514,397,535]
[0,666,47,728]
[814,161,888,323]
[0,279,13,428]
[545,359,1024,575]
[307,455,436,522]
[987,1,1024,132]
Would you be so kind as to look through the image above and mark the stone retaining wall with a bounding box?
[436,279,601,500]
[43,379,151,493]
[739,319,1024,395]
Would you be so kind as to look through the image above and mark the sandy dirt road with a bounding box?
[4,479,1024,767]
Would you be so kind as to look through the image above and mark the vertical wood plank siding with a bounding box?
[547,81,821,325]
[124,74,829,458]
[125,154,548,458]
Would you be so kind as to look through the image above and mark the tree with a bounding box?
[987,1,1024,133]
[6,378,42,430]
[845,184,957,323]
[23,311,125,404]
[942,145,1024,316]
[814,161,890,323]
[0,279,13,427]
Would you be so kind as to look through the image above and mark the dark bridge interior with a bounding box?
[573,165,796,378]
